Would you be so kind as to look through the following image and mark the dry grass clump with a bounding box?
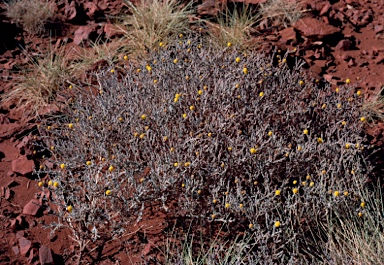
[35,37,375,263]
[1,46,75,119]
[119,0,195,58]
[207,4,260,49]
[5,0,55,35]
[259,0,304,28]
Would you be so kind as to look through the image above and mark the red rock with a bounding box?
[294,17,340,38]
[23,199,41,216]
[19,237,31,256]
[73,25,96,45]
[374,25,384,33]
[142,243,152,256]
[84,2,99,19]
[104,23,125,38]
[197,0,223,16]
[335,39,352,51]
[0,122,21,138]
[12,246,19,255]
[39,245,54,265]
[319,1,331,16]
[11,156,35,175]
[278,27,297,44]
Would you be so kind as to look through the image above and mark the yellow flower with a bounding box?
[105,190,112,196]
[227,42,232,47]
[179,34,183,38]
[137,68,141,73]
[358,212,363,217]
[139,133,145,139]
[86,161,92,166]
[228,147,232,151]
[174,162,179,167]
[133,132,139,137]
[170,147,175,152]
[174,97,179,103]
[68,85,73,89]
[360,117,366,122]
[184,162,191,167]
[360,202,366,208]
[197,190,202,194]
[292,188,299,194]
[189,105,195,111]
[259,92,265,97]
[213,199,218,204]
[335,87,339,93]
[274,221,281,228]
[211,214,216,219]
[337,103,342,109]
[110,69,115,73]
[345,78,351,84]
[275,190,281,196]
[53,182,59,188]
[357,90,361,96]
[108,165,114,172]
[254,181,258,185]
[123,55,128,60]
[60,163,65,169]
[153,79,158,84]
[303,129,309,135]
[250,148,257,154]
[248,223,253,229]
[198,90,203,95]
[47,126,51,130]
[225,203,231,209]
[333,191,339,197]
[306,175,311,180]
[203,85,208,90]
[301,181,306,186]
[48,180,53,186]
[345,143,351,149]
[38,181,44,187]
[268,131,272,136]
[67,205,73,213]
[299,80,304,86]
[297,146,302,151]
[243,67,248,74]
[322,103,327,109]
[293,180,297,185]
[146,65,152,71]
[68,123,74,129]
[235,57,241,63]
[321,169,326,175]
[145,126,149,130]
[208,132,212,137]
[343,191,349,196]
[309,181,314,187]
[159,42,164,47]
[163,136,168,141]
[173,58,178,64]
[341,121,347,126]
[182,113,187,119]
[181,183,185,188]
[317,138,323,144]
[239,204,244,209]
[141,114,147,120]
[197,44,202,49]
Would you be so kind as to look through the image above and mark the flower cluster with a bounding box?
[35,36,372,262]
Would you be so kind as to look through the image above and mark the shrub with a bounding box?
[5,0,55,35]
[36,36,373,263]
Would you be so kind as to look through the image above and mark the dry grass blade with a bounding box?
[362,86,384,123]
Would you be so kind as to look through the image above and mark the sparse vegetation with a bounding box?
[5,0,55,35]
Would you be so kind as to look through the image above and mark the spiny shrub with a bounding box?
[35,36,373,263]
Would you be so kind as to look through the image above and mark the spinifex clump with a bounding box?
[36,36,372,263]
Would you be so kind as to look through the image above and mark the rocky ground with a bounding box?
[1,0,384,264]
